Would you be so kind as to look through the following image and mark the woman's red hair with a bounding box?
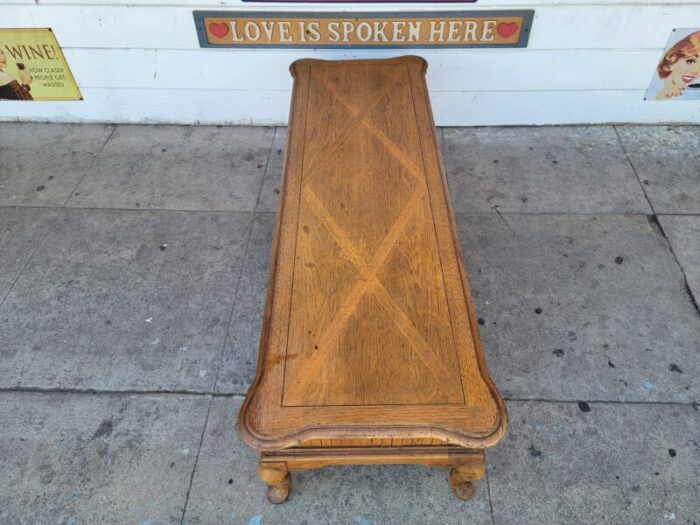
[658,31,700,79]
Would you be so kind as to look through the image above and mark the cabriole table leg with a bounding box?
[449,451,487,501]
[257,460,291,504]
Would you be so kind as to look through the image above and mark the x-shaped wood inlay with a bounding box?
[300,65,408,190]
[284,66,464,403]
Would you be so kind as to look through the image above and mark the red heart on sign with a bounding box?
[497,22,519,38]
[209,22,229,39]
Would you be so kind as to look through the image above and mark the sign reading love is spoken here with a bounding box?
[194,12,533,48]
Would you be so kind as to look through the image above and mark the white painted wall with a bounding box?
[1,0,699,125]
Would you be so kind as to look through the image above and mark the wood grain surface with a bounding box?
[238,56,507,451]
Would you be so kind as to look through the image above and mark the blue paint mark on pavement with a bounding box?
[355,517,371,525]
[643,380,656,391]
[248,515,262,525]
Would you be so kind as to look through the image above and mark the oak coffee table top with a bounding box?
[238,56,506,453]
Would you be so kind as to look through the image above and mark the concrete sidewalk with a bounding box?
[0,123,698,525]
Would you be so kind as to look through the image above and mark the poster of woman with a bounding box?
[0,48,34,100]
[646,29,700,101]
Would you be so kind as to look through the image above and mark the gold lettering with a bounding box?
[447,21,460,42]
[328,21,341,42]
[341,21,354,42]
[481,20,496,41]
[260,21,275,41]
[279,21,292,42]
[392,21,406,42]
[407,21,421,42]
[244,22,260,41]
[373,22,389,42]
[356,22,372,42]
[229,22,244,42]
[307,21,321,42]
[429,21,446,42]
[210,15,522,47]
[462,21,478,42]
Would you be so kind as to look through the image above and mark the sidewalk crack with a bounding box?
[0,227,49,309]
[485,456,497,525]
[253,126,278,212]
[180,394,213,525]
[211,127,277,393]
[63,124,118,207]
[613,125,700,318]
[491,204,514,232]
[211,211,258,393]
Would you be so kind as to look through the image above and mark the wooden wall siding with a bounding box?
[15,0,700,5]
[4,4,699,49]
[2,1,699,125]
[5,89,698,125]
[58,49,663,92]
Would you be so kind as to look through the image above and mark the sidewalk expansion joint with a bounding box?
[0,386,246,397]
[0,388,695,409]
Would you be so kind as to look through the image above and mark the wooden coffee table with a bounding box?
[238,56,507,503]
